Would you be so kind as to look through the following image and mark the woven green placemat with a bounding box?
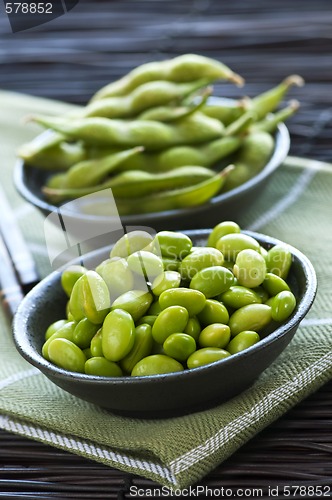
[0,90,331,489]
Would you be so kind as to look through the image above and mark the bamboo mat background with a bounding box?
[0,0,332,498]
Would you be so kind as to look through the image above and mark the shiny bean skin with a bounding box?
[69,270,110,324]
[111,290,153,322]
[85,357,123,377]
[45,319,68,341]
[48,338,86,373]
[198,323,231,349]
[120,324,153,374]
[228,304,272,336]
[163,333,196,362]
[152,305,189,344]
[73,317,100,349]
[265,245,292,280]
[61,265,87,298]
[216,233,260,261]
[262,273,291,296]
[151,271,182,296]
[233,249,267,288]
[159,288,206,316]
[197,299,229,326]
[207,221,241,248]
[102,309,135,362]
[90,328,103,357]
[187,347,231,369]
[219,285,262,309]
[155,231,192,259]
[110,230,154,259]
[131,354,184,376]
[271,291,297,322]
[42,321,76,361]
[184,316,201,341]
[190,265,234,298]
[127,251,164,281]
[179,247,224,280]
[95,257,134,302]
[226,330,260,354]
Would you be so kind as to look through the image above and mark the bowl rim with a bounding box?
[13,229,317,386]
[13,111,290,224]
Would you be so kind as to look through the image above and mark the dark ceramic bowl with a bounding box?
[13,229,316,418]
[14,109,290,233]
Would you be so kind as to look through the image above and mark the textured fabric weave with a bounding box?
[0,90,331,489]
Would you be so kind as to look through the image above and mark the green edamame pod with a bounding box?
[102,309,135,362]
[84,79,211,118]
[252,100,299,134]
[250,75,304,120]
[91,54,244,100]
[48,338,86,373]
[113,167,233,216]
[201,97,247,125]
[32,112,224,151]
[131,354,184,376]
[265,244,293,280]
[45,147,144,191]
[85,357,123,377]
[228,304,272,336]
[226,330,260,354]
[120,323,153,374]
[18,140,87,171]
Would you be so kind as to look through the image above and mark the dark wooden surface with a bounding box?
[1,1,332,498]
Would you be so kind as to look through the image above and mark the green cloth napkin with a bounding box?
[0,90,332,489]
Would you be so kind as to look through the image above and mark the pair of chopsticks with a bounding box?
[0,185,40,319]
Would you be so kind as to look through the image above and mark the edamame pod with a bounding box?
[32,112,224,151]
[18,140,87,171]
[91,54,244,100]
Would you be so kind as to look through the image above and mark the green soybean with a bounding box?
[159,288,206,316]
[151,271,182,296]
[152,305,189,344]
[179,247,224,280]
[45,319,68,341]
[228,304,272,336]
[110,230,154,259]
[184,316,201,341]
[265,245,293,280]
[69,270,110,324]
[90,328,103,357]
[102,309,135,362]
[197,299,229,326]
[73,318,100,349]
[216,233,260,260]
[42,321,76,361]
[187,347,231,369]
[154,230,193,259]
[190,265,234,298]
[271,291,297,322]
[96,257,134,302]
[219,286,262,309]
[163,333,196,362]
[85,357,123,377]
[48,338,86,373]
[131,354,184,376]
[61,265,88,298]
[120,324,153,374]
[198,323,231,349]
[262,273,291,296]
[226,330,260,354]
[233,249,267,288]
[207,221,241,248]
[111,290,153,322]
